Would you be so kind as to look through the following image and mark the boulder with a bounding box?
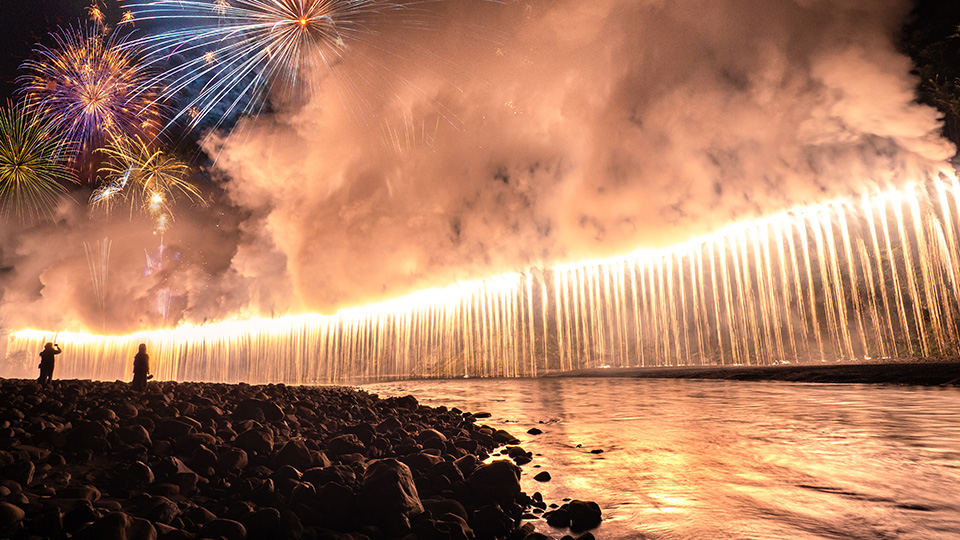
[493,429,520,445]
[58,484,101,502]
[3,460,35,485]
[117,425,153,447]
[325,434,365,456]
[416,429,448,444]
[402,451,443,475]
[241,507,280,540]
[533,471,551,482]
[217,447,249,473]
[189,445,217,474]
[152,523,194,540]
[0,501,25,527]
[454,454,478,477]
[394,395,419,410]
[181,506,217,525]
[67,421,110,451]
[360,458,423,532]
[235,428,274,455]
[154,419,196,440]
[270,464,302,483]
[467,460,521,505]
[430,461,465,485]
[234,399,284,423]
[60,500,97,532]
[199,519,247,540]
[471,504,514,536]
[279,509,303,540]
[316,481,356,526]
[127,461,155,488]
[27,506,64,537]
[422,498,468,522]
[79,511,157,540]
[89,408,118,422]
[301,464,355,489]
[436,512,473,540]
[172,433,219,455]
[567,500,602,531]
[146,483,180,498]
[113,403,139,420]
[545,508,570,528]
[270,440,313,471]
[141,496,181,525]
[153,457,197,481]
[174,471,199,495]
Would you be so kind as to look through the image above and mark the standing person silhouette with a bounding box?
[132,343,151,391]
[37,342,61,387]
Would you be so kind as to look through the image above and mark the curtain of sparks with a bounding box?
[9,176,960,383]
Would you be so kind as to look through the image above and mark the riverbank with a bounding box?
[363,377,960,539]
[547,360,960,385]
[0,379,600,540]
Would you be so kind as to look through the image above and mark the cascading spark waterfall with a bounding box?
[6,177,960,384]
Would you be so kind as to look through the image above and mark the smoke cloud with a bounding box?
[1,0,955,333]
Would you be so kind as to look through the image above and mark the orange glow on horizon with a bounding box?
[7,172,959,360]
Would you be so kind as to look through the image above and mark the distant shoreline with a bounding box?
[543,361,960,386]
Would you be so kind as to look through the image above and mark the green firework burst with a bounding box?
[0,101,78,222]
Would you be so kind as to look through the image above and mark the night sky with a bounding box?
[0,1,90,101]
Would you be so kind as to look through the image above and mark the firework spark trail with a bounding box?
[0,102,78,223]
[9,175,960,383]
[18,25,163,159]
[93,135,204,229]
[122,0,439,133]
[87,1,106,24]
[89,166,134,216]
[83,237,113,330]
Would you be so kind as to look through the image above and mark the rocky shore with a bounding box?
[0,379,600,540]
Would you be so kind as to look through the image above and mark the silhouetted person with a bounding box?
[37,342,61,387]
[132,343,151,391]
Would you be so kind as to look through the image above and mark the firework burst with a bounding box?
[18,24,164,159]
[93,136,203,227]
[123,0,430,131]
[0,101,78,223]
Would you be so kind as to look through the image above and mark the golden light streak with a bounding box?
[88,3,105,24]
[92,136,203,229]
[9,175,960,383]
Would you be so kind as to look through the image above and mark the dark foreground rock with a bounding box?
[0,379,600,539]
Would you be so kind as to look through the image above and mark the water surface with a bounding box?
[363,378,960,539]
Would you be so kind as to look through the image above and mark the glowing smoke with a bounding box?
[1,0,956,334]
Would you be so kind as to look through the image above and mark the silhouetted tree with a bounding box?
[901,0,960,158]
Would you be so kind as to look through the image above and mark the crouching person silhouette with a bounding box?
[132,343,152,391]
[37,342,61,387]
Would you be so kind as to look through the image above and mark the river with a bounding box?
[362,378,960,539]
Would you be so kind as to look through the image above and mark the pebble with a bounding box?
[534,471,552,482]
[0,501,25,527]
[199,518,246,540]
[0,379,603,539]
[468,459,522,506]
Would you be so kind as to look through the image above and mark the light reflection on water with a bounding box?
[362,378,960,539]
